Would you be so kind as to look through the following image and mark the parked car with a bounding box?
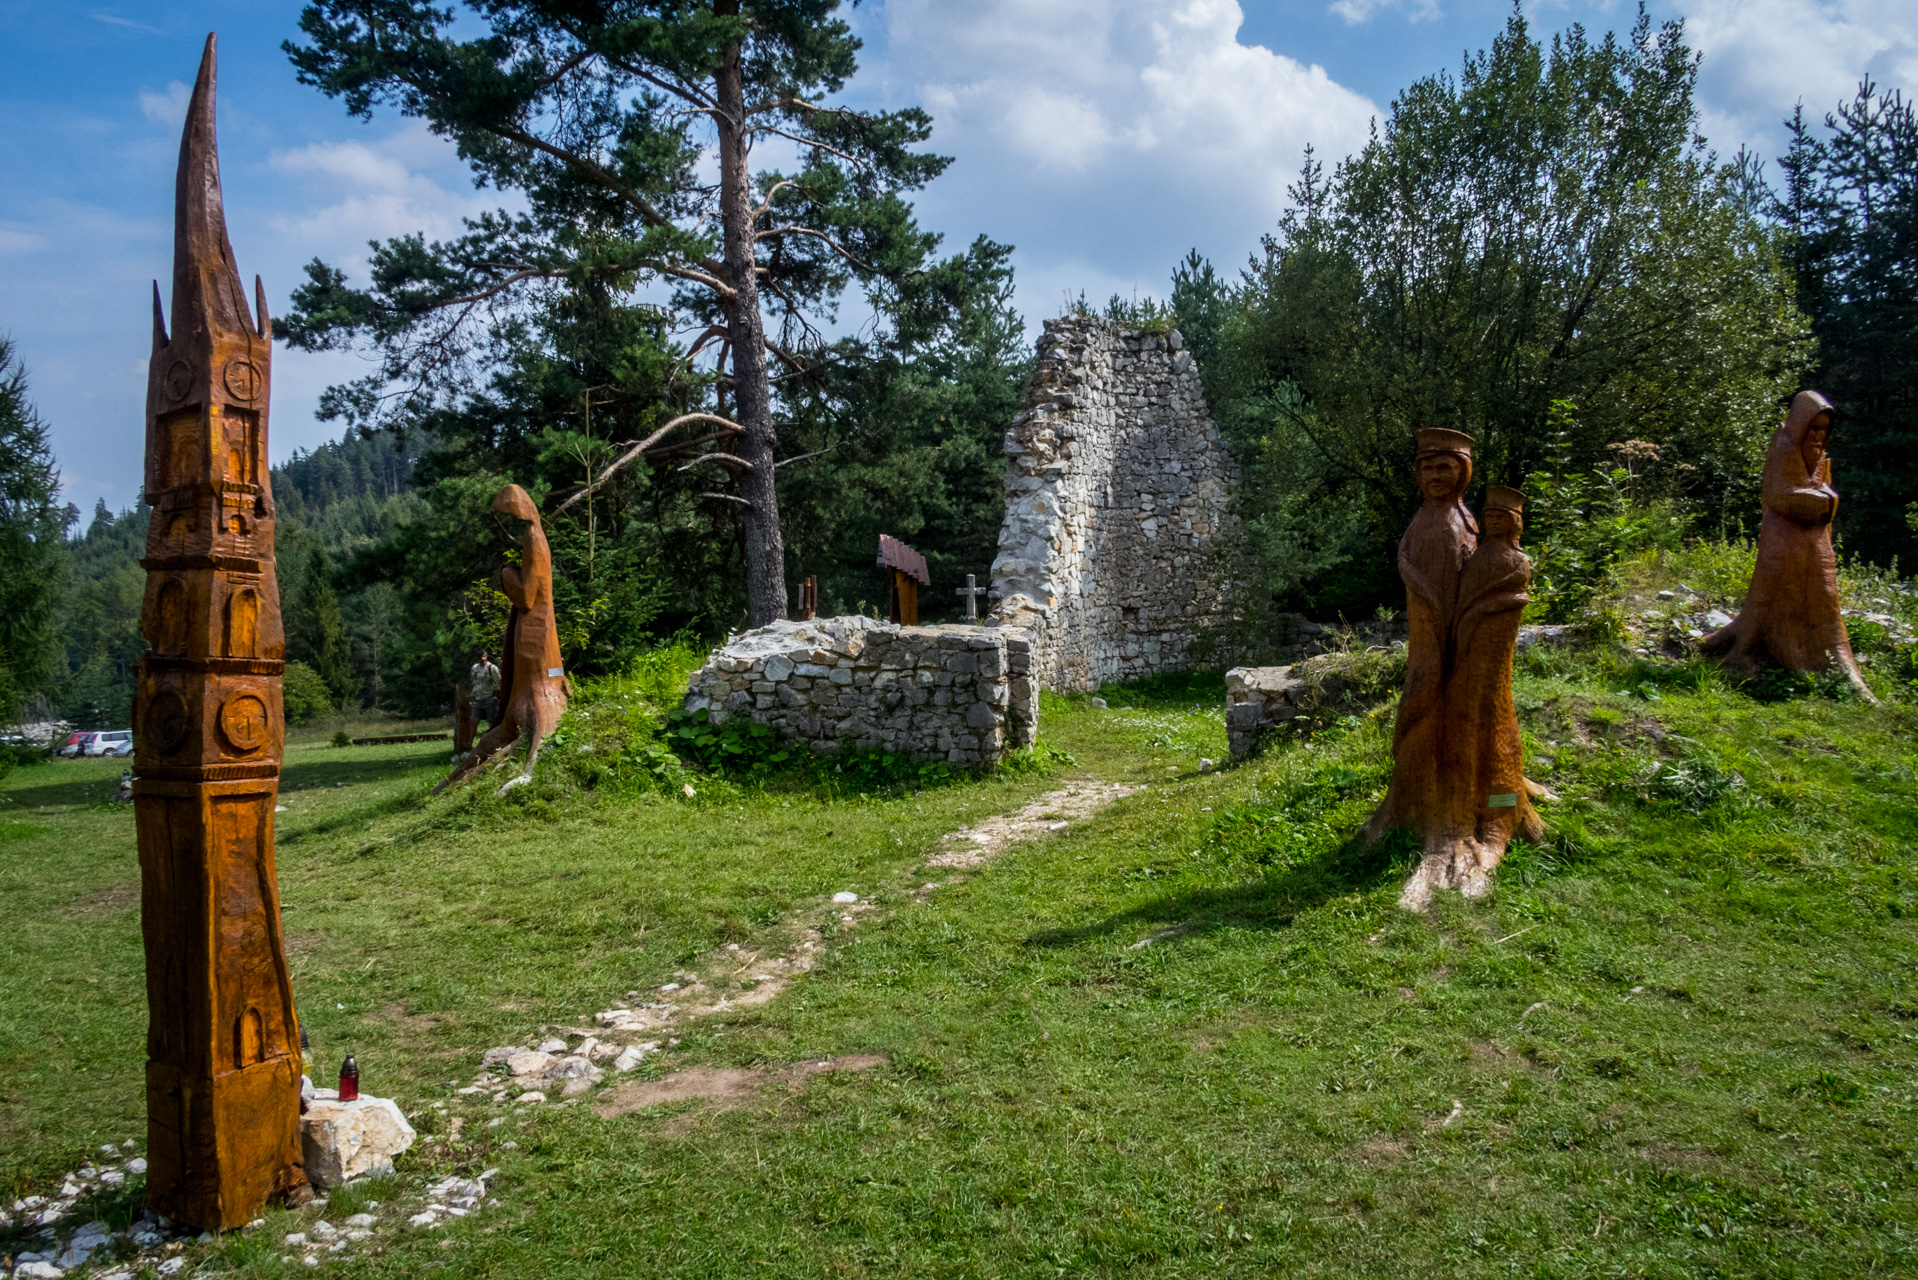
[86,730,133,757]
[57,730,87,757]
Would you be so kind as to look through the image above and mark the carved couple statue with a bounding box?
[1366,429,1543,910]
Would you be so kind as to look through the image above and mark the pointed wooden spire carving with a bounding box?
[136,31,308,1230]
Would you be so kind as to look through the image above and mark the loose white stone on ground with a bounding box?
[300,1096,417,1188]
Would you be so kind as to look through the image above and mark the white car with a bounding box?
[83,730,133,757]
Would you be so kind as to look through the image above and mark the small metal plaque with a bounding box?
[546,666,563,678]
[1488,792,1518,808]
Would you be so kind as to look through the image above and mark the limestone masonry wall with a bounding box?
[987,315,1238,691]
[685,616,1036,766]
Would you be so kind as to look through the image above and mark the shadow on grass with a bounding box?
[3,774,129,811]
[280,745,449,792]
[1024,828,1420,950]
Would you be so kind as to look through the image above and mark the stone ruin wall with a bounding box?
[683,315,1238,765]
[987,316,1238,692]
[684,616,1036,766]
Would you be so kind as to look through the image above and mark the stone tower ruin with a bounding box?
[987,315,1238,691]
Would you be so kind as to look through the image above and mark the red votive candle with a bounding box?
[338,1053,360,1102]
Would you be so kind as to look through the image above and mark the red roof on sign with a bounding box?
[877,534,930,586]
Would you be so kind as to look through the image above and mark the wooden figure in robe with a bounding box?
[134,32,309,1229]
[1698,391,1874,701]
[1366,435,1544,908]
[436,485,571,793]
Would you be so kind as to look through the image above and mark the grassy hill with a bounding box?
[3,551,1916,1277]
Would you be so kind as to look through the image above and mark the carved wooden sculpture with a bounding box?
[1366,437,1543,908]
[135,34,308,1229]
[1698,391,1875,701]
[435,485,569,793]
[879,534,930,625]
[1365,429,1478,847]
[1408,484,1546,908]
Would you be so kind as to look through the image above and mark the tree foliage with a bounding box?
[1774,80,1918,566]
[283,0,973,626]
[0,340,69,718]
[1210,10,1811,628]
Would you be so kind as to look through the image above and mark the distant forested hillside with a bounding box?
[54,431,424,728]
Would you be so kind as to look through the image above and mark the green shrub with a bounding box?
[331,730,353,748]
[1633,740,1747,810]
[1524,406,1684,622]
[1644,538,1757,605]
[282,660,334,725]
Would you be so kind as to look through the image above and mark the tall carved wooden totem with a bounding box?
[135,33,307,1229]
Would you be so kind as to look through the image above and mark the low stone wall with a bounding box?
[684,616,1036,767]
[1226,626,1572,760]
[1224,666,1307,760]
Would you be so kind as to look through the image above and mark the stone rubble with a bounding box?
[300,1094,417,1188]
[2,1113,502,1277]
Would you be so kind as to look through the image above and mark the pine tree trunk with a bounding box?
[715,24,787,629]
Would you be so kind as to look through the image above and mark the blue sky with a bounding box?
[3,0,1915,516]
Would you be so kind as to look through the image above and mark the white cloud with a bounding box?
[1328,0,1442,26]
[0,224,47,254]
[1683,0,1918,157]
[873,0,1378,315]
[265,120,498,273]
[139,81,190,126]
[94,12,166,35]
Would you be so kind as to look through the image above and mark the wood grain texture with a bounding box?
[1366,435,1543,909]
[133,33,305,1229]
[1699,391,1875,701]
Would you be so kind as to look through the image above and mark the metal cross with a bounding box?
[956,573,988,621]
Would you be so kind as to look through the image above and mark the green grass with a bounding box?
[4,601,1918,1277]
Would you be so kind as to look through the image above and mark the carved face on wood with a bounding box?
[1417,454,1468,503]
[1802,410,1832,474]
[1482,508,1523,545]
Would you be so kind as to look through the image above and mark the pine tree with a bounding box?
[294,545,359,710]
[285,0,962,628]
[0,339,69,718]
[1772,81,1918,564]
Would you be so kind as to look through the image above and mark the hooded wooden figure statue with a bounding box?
[1697,391,1874,701]
[435,484,572,793]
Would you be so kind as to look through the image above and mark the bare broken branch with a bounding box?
[551,411,746,513]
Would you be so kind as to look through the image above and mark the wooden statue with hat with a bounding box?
[1366,431,1544,908]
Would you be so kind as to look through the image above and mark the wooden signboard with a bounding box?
[878,535,930,626]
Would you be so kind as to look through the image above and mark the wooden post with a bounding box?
[877,535,929,627]
[454,681,475,754]
[890,570,920,625]
[797,575,818,620]
[134,34,307,1229]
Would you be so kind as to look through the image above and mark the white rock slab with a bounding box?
[301,1096,416,1189]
